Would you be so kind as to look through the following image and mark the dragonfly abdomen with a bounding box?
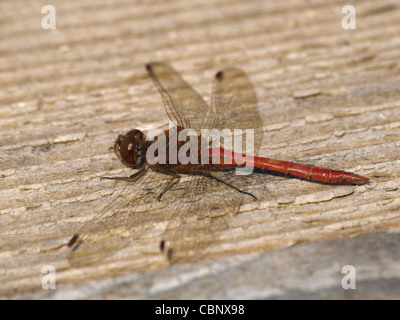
[210,148,368,185]
[253,157,369,185]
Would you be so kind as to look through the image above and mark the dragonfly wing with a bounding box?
[67,169,171,267]
[146,62,211,132]
[210,68,263,155]
[160,170,256,263]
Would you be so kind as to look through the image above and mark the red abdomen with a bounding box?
[210,147,369,185]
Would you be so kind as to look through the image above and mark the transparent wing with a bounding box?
[209,68,263,155]
[160,169,265,263]
[147,64,263,155]
[67,169,262,267]
[67,169,171,267]
[146,62,212,132]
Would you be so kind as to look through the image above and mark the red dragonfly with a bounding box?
[68,63,369,266]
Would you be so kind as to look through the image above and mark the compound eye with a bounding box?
[119,135,137,165]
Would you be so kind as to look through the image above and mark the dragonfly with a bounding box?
[68,62,369,266]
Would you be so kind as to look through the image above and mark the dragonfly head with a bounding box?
[114,129,147,168]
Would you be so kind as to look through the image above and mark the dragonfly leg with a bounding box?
[100,165,148,182]
[207,172,257,200]
[154,170,181,201]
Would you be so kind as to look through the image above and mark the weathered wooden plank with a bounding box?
[0,0,399,298]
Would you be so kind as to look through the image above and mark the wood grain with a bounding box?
[1,0,399,298]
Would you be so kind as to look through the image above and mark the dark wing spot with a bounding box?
[167,248,173,260]
[68,234,79,248]
[216,70,224,80]
[145,63,153,73]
